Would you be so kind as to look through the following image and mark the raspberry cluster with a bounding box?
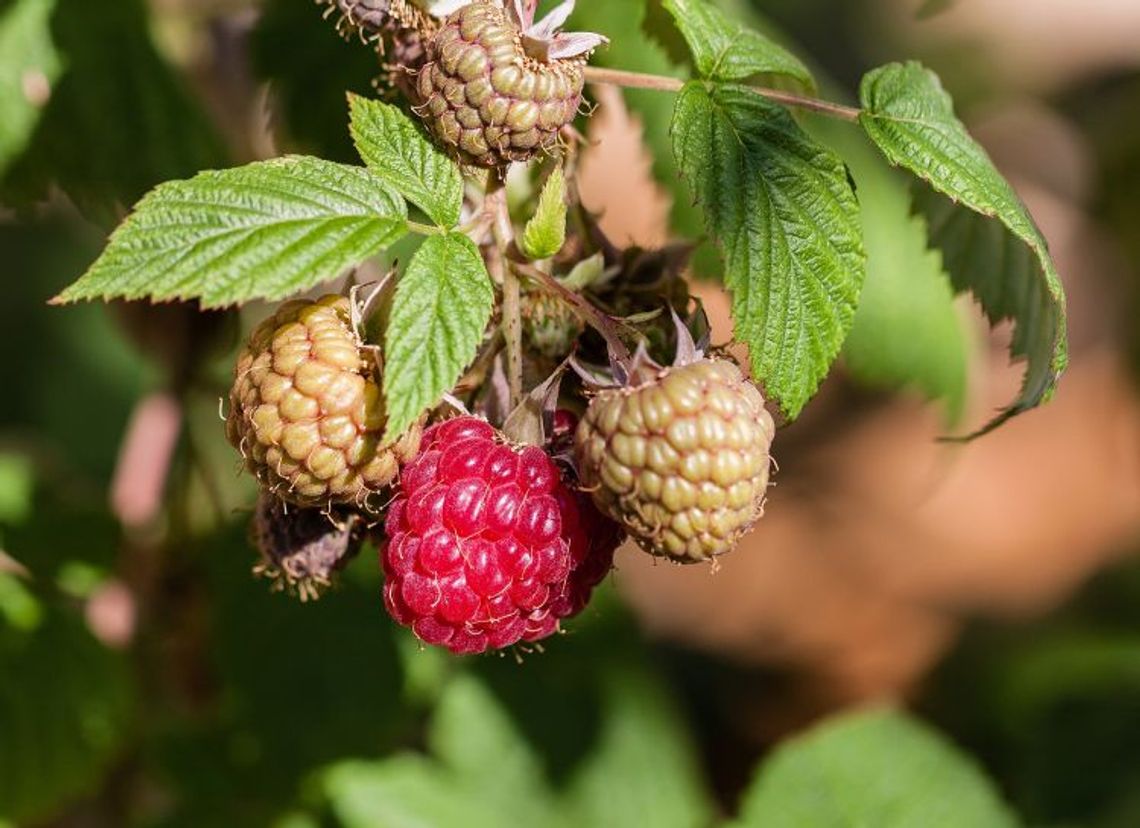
[222,0,780,657]
[381,417,620,654]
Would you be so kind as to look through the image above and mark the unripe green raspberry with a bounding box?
[414,0,606,167]
[226,295,422,509]
[575,358,774,563]
[522,289,582,361]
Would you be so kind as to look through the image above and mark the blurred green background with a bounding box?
[2,0,1140,825]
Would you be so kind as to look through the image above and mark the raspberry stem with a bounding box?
[486,180,524,409]
[581,66,863,123]
[405,219,446,236]
[511,260,633,367]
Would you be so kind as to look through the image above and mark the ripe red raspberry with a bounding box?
[380,416,620,654]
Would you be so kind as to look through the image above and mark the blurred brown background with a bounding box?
[577,0,1140,713]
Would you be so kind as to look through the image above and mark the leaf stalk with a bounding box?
[581,66,862,122]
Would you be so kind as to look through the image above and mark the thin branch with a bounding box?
[582,66,863,123]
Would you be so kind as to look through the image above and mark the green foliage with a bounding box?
[253,0,386,164]
[662,0,814,90]
[563,669,716,828]
[0,215,154,481]
[322,756,511,828]
[0,573,41,631]
[0,0,226,224]
[318,675,553,828]
[348,95,464,228]
[520,166,568,261]
[859,61,1067,435]
[0,454,33,527]
[427,676,558,826]
[925,562,1140,828]
[55,157,408,307]
[673,83,865,419]
[570,0,712,271]
[171,532,408,822]
[810,120,971,422]
[0,610,132,824]
[917,0,956,19]
[0,0,62,177]
[734,708,1020,828]
[382,233,494,442]
[315,643,715,828]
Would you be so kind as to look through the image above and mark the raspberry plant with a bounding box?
[52,0,1067,653]
[6,0,1122,824]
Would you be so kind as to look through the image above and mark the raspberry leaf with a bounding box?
[53,156,408,308]
[661,0,814,91]
[566,669,717,828]
[321,757,511,828]
[319,677,552,827]
[733,708,1019,828]
[576,0,726,280]
[810,118,970,425]
[429,676,557,823]
[0,0,62,178]
[348,94,464,228]
[383,233,494,442]
[672,83,865,420]
[519,166,567,261]
[859,62,1067,437]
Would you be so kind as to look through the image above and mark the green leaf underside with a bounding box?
[320,665,714,828]
[661,0,815,91]
[0,0,62,177]
[814,118,969,424]
[54,156,408,308]
[322,757,509,828]
[383,233,493,443]
[673,82,865,419]
[734,708,1020,828]
[428,676,557,825]
[565,669,716,828]
[520,166,568,260]
[574,0,715,274]
[348,94,463,228]
[859,62,1067,436]
[321,675,551,828]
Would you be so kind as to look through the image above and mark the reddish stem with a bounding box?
[511,260,632,366]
